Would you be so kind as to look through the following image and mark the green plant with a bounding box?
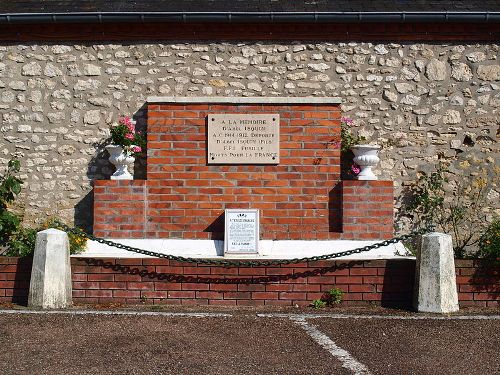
[339,117,366,178]
[477,218,500,259]
[311,299,327,309]
[407,164,496,258]
[7,227,37,257]
[0,158,28,254]
[325,288,343,305]
[4,218,88,257]
[340,117,366,153]
[39,218,87,255]
[311,287,344,309]
[407,166,447,227]
[109,116,145,157]
[0,158,87,256]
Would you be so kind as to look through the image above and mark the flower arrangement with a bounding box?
[109,116,145,156]
[340,116,365,177]
[340,116,366,152]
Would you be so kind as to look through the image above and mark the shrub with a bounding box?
[7,227,38,257]
[0,158,27,254]
[39,218,87,255]
[477,218,500,260]
[407,164,497,258]
[0,158,87,256]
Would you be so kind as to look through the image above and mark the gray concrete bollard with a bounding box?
[28,228,72,309]
[414,232,459,313]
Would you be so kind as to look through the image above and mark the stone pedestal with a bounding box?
[28,228,72,309]
[414,232,459,313]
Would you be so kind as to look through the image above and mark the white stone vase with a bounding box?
[105,144,135,180]
[350,144,381,180]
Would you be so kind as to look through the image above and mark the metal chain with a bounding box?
[55,221,434,267]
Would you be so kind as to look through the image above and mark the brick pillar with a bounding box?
[93,180,147,238]
[341,180,394,240]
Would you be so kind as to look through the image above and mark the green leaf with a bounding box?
[7,158,20,172]
[11,181,21,195]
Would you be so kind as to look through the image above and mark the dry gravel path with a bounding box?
[0,308,498,375]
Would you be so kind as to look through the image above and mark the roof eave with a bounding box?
[1,11,499,24]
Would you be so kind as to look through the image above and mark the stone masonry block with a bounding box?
[28,228,72,309]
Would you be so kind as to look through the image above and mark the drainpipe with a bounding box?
[0,12,499,24]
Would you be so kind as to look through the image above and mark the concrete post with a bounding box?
[414,232,459,313]
[28,228,72,309]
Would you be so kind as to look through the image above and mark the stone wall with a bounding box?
[0,41,498,232]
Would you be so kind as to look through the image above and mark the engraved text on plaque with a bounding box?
[208,114,279,164]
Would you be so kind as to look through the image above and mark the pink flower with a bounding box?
[351,163,361,175]
[119,116,135,131]
[341,117,354,125]
[131,146,142,153]
[125,133,134,140]
[119,116,132,125]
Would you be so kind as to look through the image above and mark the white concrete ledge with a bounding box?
[147,96,342,105]
[76,239,410,260]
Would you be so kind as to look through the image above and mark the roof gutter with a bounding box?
[0,11,499,24]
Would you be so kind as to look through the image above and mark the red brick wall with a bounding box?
[0,257,32,305]
[455,259,500,308]
[342,180,394,240]
[93,180,394,240]
[146,103,340,240]
[1,257,498,308]
[69,258,414,307]
[94,180,147,238]
[93,102,394,241]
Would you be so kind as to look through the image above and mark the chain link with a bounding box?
[56,221,434,267]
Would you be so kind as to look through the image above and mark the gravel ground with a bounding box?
[314,318,500,375]
[0,314,348,375]
[0,307,498,375]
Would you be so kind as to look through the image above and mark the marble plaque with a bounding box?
[208,114,279,164]
[224,209,259,254]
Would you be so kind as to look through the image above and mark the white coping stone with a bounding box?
[29,229,72,309]
[147,96,342,104]
[414,232,459,314]
[76,239,410,260]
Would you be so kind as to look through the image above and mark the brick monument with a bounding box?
[94,97,393,242]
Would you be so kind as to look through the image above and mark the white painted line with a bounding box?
[292,317,371,375]
[0,309,232,318]
[258,313,500,320]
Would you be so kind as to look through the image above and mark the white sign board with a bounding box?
[224,209,259,254]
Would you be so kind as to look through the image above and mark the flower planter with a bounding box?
[105,144,135,180]
[350,144,381,180]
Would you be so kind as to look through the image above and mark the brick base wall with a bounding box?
[1,257,498,308]
[94,180,394,240]
[455,259,500,307]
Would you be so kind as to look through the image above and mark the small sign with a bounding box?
[208,114,279,164]
[224,209,259,254]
